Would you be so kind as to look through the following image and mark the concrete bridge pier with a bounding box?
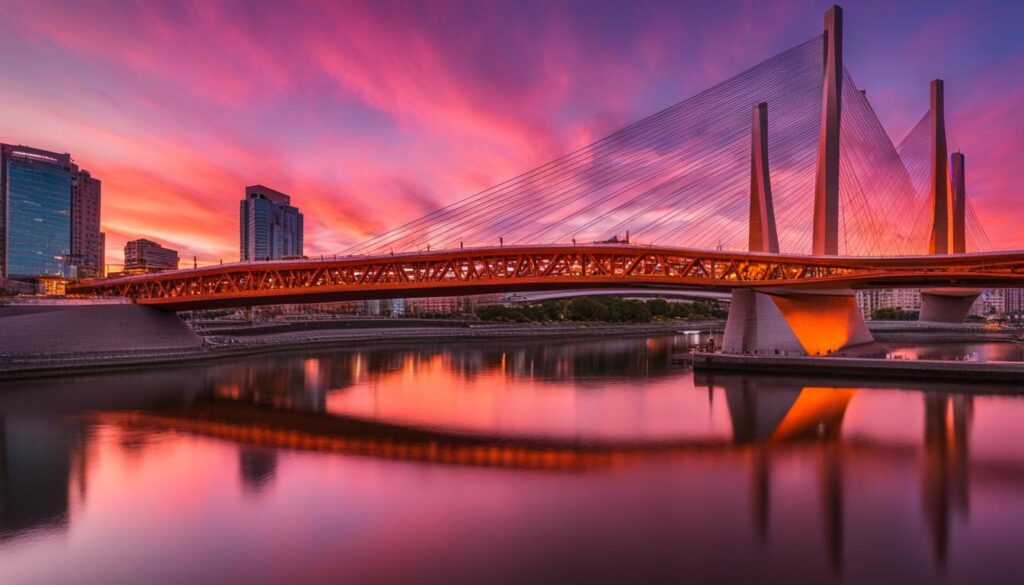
[723,289,877,357]
[919,289,981,323]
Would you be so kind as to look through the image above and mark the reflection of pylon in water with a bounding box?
[731,385,857,572]
[922,394,973,567]
[772,388,856,442]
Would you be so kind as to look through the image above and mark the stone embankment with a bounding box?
[692,352,1024,386]
[0,317,724,378]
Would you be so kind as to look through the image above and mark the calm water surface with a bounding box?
[2,333,1024,584]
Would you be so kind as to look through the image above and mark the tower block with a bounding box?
[812,5,843,256]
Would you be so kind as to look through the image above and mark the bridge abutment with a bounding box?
[723,289,876,356]
[0,304,202,357]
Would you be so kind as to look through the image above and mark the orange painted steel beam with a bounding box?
[67,244,1024,311]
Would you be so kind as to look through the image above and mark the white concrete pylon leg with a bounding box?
[723,288,875,356]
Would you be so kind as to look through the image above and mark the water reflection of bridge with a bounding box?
[0,348,1019,572]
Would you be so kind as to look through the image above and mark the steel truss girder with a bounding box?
[67,245,1024,310]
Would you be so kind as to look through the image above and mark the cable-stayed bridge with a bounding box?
[69,5,1019,356]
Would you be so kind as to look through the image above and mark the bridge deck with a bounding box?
[68,244,1024,311]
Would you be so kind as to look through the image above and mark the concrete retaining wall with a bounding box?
[0,305,202,357]
[692,351,1024,385]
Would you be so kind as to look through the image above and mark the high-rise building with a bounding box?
[857,289,922,316]
[1,144,103,281]
[1,144,75,278]
[239,185,303,261]
[71,168,102,278]
[124,239,179,274]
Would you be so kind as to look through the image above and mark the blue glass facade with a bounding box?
[2,148,74,277]
[240,185,303,261]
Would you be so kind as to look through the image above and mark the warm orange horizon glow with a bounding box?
[0,1,1020,266]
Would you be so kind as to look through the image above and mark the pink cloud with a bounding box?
[0,0,1019,267]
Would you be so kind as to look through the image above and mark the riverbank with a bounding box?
[3,314,1021,380]
[691,351,1024,387]
[0,319,725,379]
[867,320,1022,342]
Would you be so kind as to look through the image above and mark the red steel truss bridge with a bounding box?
[74,245,1024,311]
[67,6,1014,352]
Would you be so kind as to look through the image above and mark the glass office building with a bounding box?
[124,238,179,274]
[1,145,76,278]
[240,185,303,261]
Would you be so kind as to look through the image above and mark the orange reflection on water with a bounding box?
[324,351,734,442]
[772,388,857,441]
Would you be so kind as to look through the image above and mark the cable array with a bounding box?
[896,111,993,253]
[346,34,991,257]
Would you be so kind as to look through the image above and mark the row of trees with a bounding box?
[870,307,919,320]
[475,297,726,323]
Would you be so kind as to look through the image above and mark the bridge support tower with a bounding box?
[920,82,979,322]
[749,102,779,254]
[951,152,966,254]
[812,4,843,256]
[725,97,875,356]
[928,79,951,255]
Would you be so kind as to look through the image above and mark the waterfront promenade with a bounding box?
[0,318,721,378]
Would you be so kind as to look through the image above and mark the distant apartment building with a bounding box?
[239,185,303,261]
[0,143,103,281]
[970,289,1005,316]
[1005,289,1024,318]
[124,239,179,274]
[362,298,405,317]
[857,289,922,316]
[860,288,1024,319]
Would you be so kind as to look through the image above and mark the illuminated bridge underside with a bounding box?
[70,245,1024,311]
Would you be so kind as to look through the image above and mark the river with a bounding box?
[1,333,1023,584]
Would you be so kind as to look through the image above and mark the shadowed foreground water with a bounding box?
[1,333,1024,584]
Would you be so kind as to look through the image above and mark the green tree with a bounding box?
[623,301,652,323]
[541,300,564,321]
[567,297,609,321]
[646,298,671,319]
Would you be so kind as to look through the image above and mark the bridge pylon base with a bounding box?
[919,288,981,323]
[723,289,877,357]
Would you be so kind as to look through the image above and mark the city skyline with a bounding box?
[0,0,1021,268]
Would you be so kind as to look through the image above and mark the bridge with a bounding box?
[74,246,1024,309]
[67,5,1015,357]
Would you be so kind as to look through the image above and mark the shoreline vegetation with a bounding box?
[474,297,728,323]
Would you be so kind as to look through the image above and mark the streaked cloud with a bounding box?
[0,0,1020,266]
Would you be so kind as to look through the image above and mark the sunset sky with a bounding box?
[0,0,1021,268]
